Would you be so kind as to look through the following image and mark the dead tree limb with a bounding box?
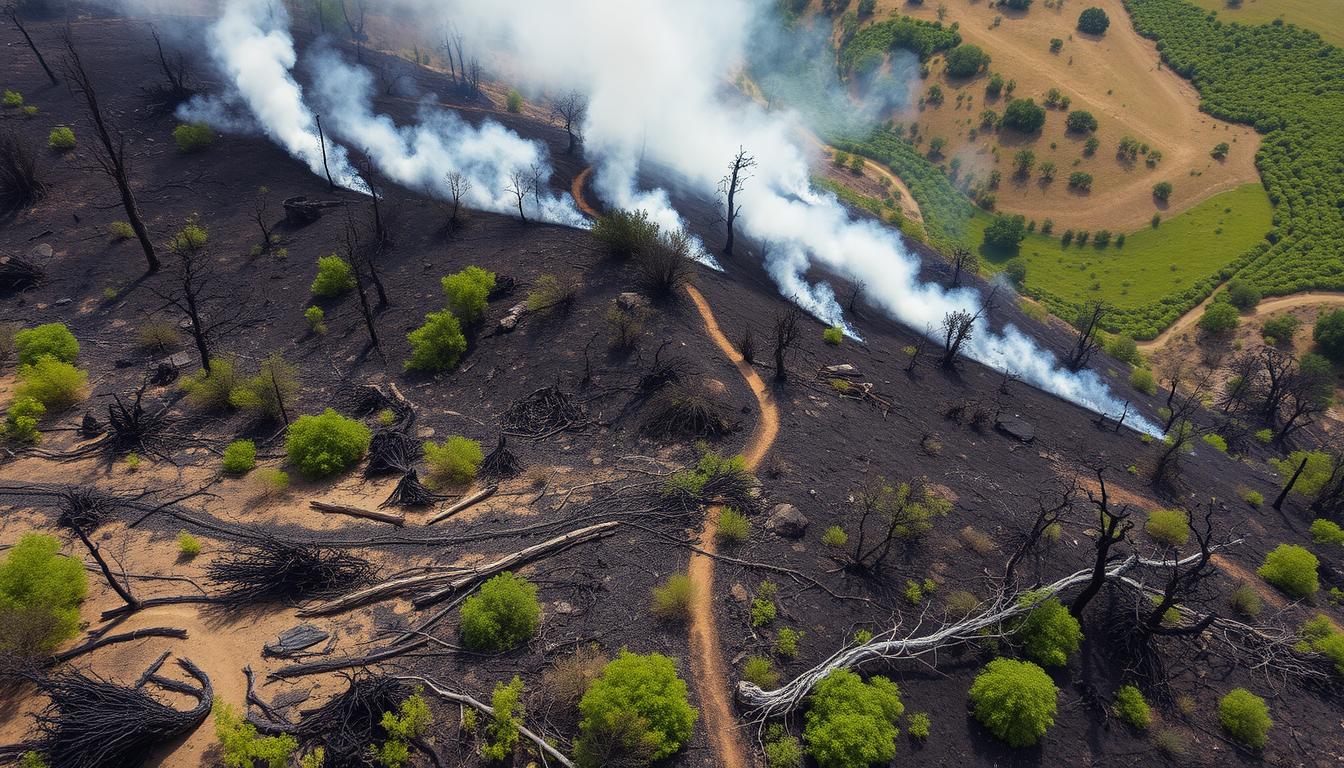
[51,627,187,663]
[310,500,405,526]
[425,485,498,525]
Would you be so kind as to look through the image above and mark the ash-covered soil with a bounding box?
[0,14,1339,768]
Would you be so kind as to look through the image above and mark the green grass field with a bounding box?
[1187,0,1344,48]
[973,183,1273,333]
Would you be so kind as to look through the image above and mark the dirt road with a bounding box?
[1137,291,1344,354]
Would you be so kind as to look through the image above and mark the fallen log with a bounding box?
[310,500,405,526]
[268,637,428,680]
[424,484,498,525]
[51,627,188,663]
[300,520,620,615]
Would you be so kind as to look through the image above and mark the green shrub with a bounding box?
[752,596,777,628]
[254,467,290,495]
[172,122,215,153]
[944,43,991,77]
[742,655,780,689]
[1145,509,1190,547]
[1076,7,1110,34]
[822,525,848,548]
[969,658,1058,747]
[802,669,904,768]
[1128,367,1156,394]
[1300,614,1344,675]
[304,305,326,334]
[310,254,355,296]
[1015,596,1082,667]
[822,326,843,345]
[1229,583,1262,618]
[1202,433,1228,453]
[716,508,750,544]
[284,408,371,479]
[1000,98,1046,133]
[1270,450,1337,499]
[1262,314,1300,345]
[908,711,931,740]
[215,700,297,768]
[15,358,87,410]
[222,439,257,474]
[1316,309,1344,362]
[1113,684,1151,729]
[506,89,523,113]
[15,323,78,366]
[422,435,482,487]
[775,627,802,659]
[1243,490,1264,507]
[108,221,136,241]
[1311,519,1344,546]
[47,127,75,151]
[650,573,696,622]
[1255,428,1273,444]
[574,651,697,767]
[1105,334,1141,365]
[404,310,467,373]
[526,273,580,312]
[1226,279,1261,311]
[0,533,87,657]
[178,531,202,558]
[764,724,803,768]
[441,265,496,323]
[480,677,523,762]
[374,691,432,768]
[229,353,298,421]
[135,320,180,352]
[592,209,662,258]
[1257,543,1318,598]
[460,572,540,651]
[181,358,241,411]
[1198,302,1239,335]
[1153,728,1188,757]
[1218,688,1271,748]
[3,396,44,444]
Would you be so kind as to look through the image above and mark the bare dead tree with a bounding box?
[771,303,802,382]
[252,185,275,255]
[147,24,196,109]
[1065,301,1106,372]
[1141,505,1219,637]
[340,0,367,57]
[1160,366,1210,432]
[505,168,534,223]
[439,28,457,84]
[315,114,336,192]
[845,275,865,315]
[949,247,977,289]
[719,147,756,257]
[61,32,159,272]
[1254,346,1295,421]
[737,325,756,365]
[342,218,380,352]
[150,222,244,373]
[5,3,57,85]
[940,308,979,369]
[550,90,588,154]
[905,327,933,373]
[1273,353,1333,443]
[1218,349,1260,415]
[441,170,471,231]
[1070,468,1132,617]
[1004,481,1076,589]
[1151,420,1195,493]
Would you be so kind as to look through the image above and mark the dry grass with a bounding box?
[869,0,1261,230]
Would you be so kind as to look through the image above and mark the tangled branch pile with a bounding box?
[0,253,42,293]
[366,430,419,476]
[207,537,373,605]
[26,657,211,768]
[642,385,733,440]
[100,388,173,457]
[479,435,522,480]
[56,487,119,532]
[503,385,583,439]
[0,131,44,213]
[275,673,411,768]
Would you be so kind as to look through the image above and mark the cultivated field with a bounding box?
[864,0,1262,231]
[1189,0,1344,47]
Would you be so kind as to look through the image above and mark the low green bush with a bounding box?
[108,221,136,241]
[460,571,540,652]
[1,90,22,107]
[908,711,931,740]
[741,655,780,689]
[215,700,297,768]
[651,573,696,622]
[1202,433,1228,453]
[441,265,496,323]
[1300,615,1344,675]
[229,353,298,421]
[284,409,371,479]
[1257,543,1319,598]
[822,326,843,345]
[3,396,44,444]
[1015,595,1082,667]
[181,358,241,411]
[304,305,326,334]
[0,533,87,657]
[1198,302,1239,335]
[1218,688,1271,748]
[764,724,803,768]
[423,435,482,487]
[1261,314,1300,345]
[574,651,697,767]
[775,627,802,658]
[404,310,467,373]
[480,677,523,762]
[716,508,750,544]
[592,209,662,258]
[526,273,581,312]
[1229,583,1263,618]
[969,658,1058,747]
[822,525,848,548]
[136,320,181,352]
[1105,334,1142,365]
[506,89,523,113]
[222,439,257,474]
[172,122,215,153]
[310,254,356,296]
[803,669,904,768]
[1243,490,1264,507]
[1113,684,1151,729]
[1129,367,1156,395]
[177,531,202,558]
[374,691,432,768]
[15,323,78,366]
[47,127,75,151]
[15,358,87,411]
[1311,519,1344,546]
[1145,509,1190,547]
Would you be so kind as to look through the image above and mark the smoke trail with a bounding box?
[180,0,364,190]
[303,47,586,226]
[414,0,1159,434]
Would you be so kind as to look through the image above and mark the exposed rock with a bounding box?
[553,600,575,615]
[767,503,809,539]
[29,243,52,260]
[263,624,331,658]
[54,297,72,306]
[498,302,528,333]
[995,416,1036,443]
[617,292,647,312]
[79,413,102,438]
[824,363,858,376]
[731,583,749,603]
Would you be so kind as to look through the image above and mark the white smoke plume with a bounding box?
[180,0,364,190]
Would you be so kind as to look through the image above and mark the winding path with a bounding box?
[572,167,776,768]
[1137,290,1344,354]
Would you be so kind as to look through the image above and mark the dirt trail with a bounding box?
[1137,291,1344,354]
[683,284,779,768]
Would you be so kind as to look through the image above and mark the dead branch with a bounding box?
[425,484,498,525]
[401,675,576,768]
[310,500,405,526]
[51,627,187,664]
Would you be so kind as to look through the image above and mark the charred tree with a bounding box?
[151,221,240,373]
[340,0,367,58]
[844,478,948,574]
[940,309,977,369]
[1070,469,1132,617]
[342,220,380,351]
[252,185,275,255]
[550,90,588,154]
[443,170,471,231]
[1141,505,1218,638]
[0,129,44,213]
[1273,353,1333,443]
[771,303,802,382]
[5,3,57,86]
[1003,482,1075,589]
[1065,301,1106,372]
[146,24,196,111]
[505,168,534,223]
[316,114,336,191]
[719,146,756,257]
[61,32,159,272]
[949,247,977,289]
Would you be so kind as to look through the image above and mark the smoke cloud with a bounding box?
[405,0,1158,433]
